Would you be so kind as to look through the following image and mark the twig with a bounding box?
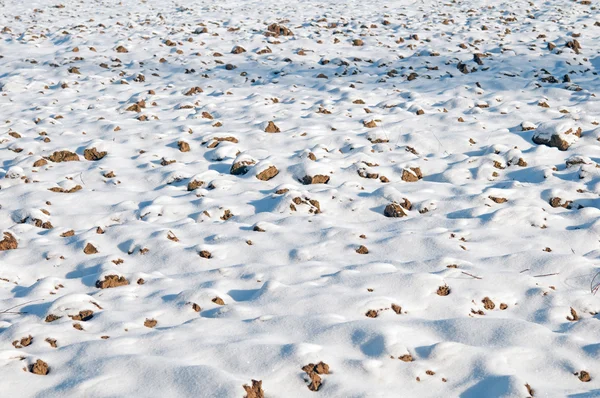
[519,268,530,273]
[461,271,482,280]
[0,299,43,315]
[532,273,559,278]
[591,271,600,295]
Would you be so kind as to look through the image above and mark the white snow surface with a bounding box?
[0,0,600,396]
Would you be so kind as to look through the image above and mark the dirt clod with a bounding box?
[578,371,591,382]
[301,175,330,185]
[212,296,225,305]
[356,245,369,254]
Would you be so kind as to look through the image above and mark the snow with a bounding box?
[0,0,600,396]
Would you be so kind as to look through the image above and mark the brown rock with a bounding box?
[401,167,423,182]
[199,250,212,259]
[301,175,330,185]
[264,121,280,133]
[30,359,49,375]
[185,87,203,96]
[482,297,495,310]
[231,160,256,175]
[243,380,264,398]
[578,371,591,382]
[115,45,128,53]
[83,243,98,254]
[48,150,79,162]
[83,148,107,161]
[256,166,279,181]
[33,159,47,167]
[178,141,190,152]
[356,245,369,254]
[384,203,407,218]
[266,23,293,37]
[212,296,225,305]
[144,318,157,328]
[231,46,246,54]
[96,275,129,289]
[0,232,17,251]
[69,310,94,321]
[187,179,204,191]
[437,285,450,296]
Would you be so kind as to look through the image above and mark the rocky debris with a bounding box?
[184,87,203,96]
[231,45,246,54]
[48,185,83,194]
[69,310,94,321]
[301,174,330,185]
[532,122,581,151]
[33,159,48,167]
[0,232,17,251]
[302,362,330,391]
[48,150,79,162]
[578,371,591,382]
[12,335,33,348]
[83,148,107,161]
[30,359,49,375]
[264,121,280,133]
[231,159,256,175]
[384,203,407,218]
[256,166,279,181]
[144,318,157,328]
[437,285,450,296]
[178,141,190,152]
[266,23,293,37]
[482,297,495,310]
[356,245,369,254]
[549,197,572,209]
[401,167,423,182]
[83,243,98,254]
[187,179,204,191]
[115,45,128,53]
[96,275,129,289]
[212,296,225,305]
[199,250,212,259]
[243,380,264,398]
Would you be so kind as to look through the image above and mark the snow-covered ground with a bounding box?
[1,0,600,396]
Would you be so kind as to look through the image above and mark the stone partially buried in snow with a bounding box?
[532,121,581,151]
[256,166,279,181]
[384,203,407,217]
[301,174,330,185]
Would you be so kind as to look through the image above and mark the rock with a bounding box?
[231,159,256,175]
[401,167,423,182]
[264,121,280,133]
[256,166,279,181]
[266,23,293,37]
[243,380,264,398]
[384,203,407,217]
[33,159,47,167]
[231,46,246,54]
[178,141,190,152]
[83,148,107,161]
[532,122,581,151]
[96,275,129,289]
[301,175,330,185]
[48,150,79,162]
[30,359,49,375]
[83,243,98,254]
[187,179,203,191]
[0,232,17,251]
